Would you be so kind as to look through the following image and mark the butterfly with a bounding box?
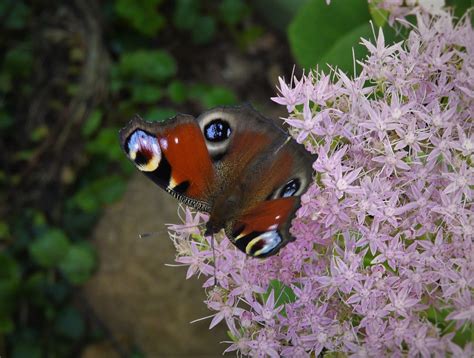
[119,104,314,258]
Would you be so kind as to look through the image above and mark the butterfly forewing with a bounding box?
[119,114,217,212]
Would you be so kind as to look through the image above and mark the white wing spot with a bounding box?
[160,138,168,150]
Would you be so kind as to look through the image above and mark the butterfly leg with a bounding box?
[209,233,218,287]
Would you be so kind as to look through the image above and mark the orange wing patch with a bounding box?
[159,122,215,199]
[235,197,297,236]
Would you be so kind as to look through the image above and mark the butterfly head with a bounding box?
[125,130,162,172]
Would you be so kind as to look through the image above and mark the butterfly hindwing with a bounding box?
[196,105,314,257]
[226,197,301,258]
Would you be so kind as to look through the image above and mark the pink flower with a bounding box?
[372,142,411,176]
[247,329,281,358]
[446,289,474,327]
[321,165,362,199]
[271,75,304,113]
[384,287,420,317]
[169,7,473,356]
[284,100,322,143]
[206,295,244,330]
[250,290,284,324]
[443,161,474,200]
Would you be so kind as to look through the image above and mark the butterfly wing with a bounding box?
[226,197,302,258]
[195,104,315,258]
[120,105,314,258]
[224,139,313,258]
[119,114,216,212]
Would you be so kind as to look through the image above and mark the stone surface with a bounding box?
[83,174,228,357]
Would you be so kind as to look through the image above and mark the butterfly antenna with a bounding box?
[164,222,202,229]
[138,231,164,239]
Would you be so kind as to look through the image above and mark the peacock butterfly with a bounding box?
[119,104,314,258]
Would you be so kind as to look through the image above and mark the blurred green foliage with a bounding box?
[289,0,371,73]
[115,0,165,36]
[0,0,247,355]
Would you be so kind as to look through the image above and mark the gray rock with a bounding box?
[84,174,228,357]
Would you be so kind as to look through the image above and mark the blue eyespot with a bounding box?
[204,119,232,142]
[246,230,282,257]
[280,178,300,198]
[127,130,161,172]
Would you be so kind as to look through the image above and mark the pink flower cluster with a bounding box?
[169,9,473,357]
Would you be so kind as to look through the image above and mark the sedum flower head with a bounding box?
[169,7,473,356]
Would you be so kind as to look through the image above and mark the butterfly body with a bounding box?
[120,104,314,258]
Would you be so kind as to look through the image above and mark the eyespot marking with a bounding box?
[126,130,161,172]
[246,231,282,257]
[197,112,236,161]
[280,178,301,198]
[204,119,232,142]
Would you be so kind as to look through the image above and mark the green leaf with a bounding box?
[115,0,165,36]
[131,84,164,103]
[173,0,200,31]
[0,220,10,240]
[188,83,209,101]
[146,108,176,122]
[29,229,70,268]
[23,272,48,307]
[263,279,297,308]
[14,149,35,161]
[71,175,126,213]
[201,87,237,108]
[54,306,85,339]
[129,349,146,358]
[0,73,12,93]
[30,125,49,142]
[48,281,69,304]
[423,306,473,346]
[85,127,122,161]
[167,80,187,104]
[191,15,216,45]
[369,0,388,27]
[2,1,30,30]
[253,0,308,32]
[288,0,371,71]
[0,316,14,333]
[32,211,47,229]
[3,44,33,77]
[0,110,13,129]
[82,110,102,137]
[11,341,41,358]
[236,25,264,50]
[446,0,473,20]
[71,191,97,213]
[318,23,373,74]
[118,50,177,82]
[59,244,96,285]
[424,306,451,327]
[0,253,20,320]
[453,322,473,347]
[219,0,249,26]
